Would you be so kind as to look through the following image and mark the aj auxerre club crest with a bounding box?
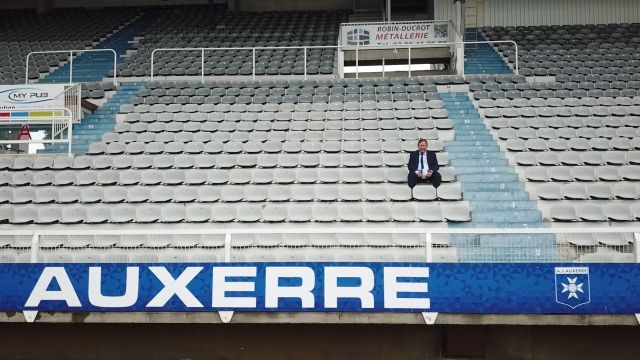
[554,267,590,309]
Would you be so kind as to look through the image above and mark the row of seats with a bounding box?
[106,126,447,139]
[482,106,640,118]
[129,93,444,104]
[477,97,640,108]
[524,165,640,182]
[473,89,638,99]
[120,100,450,112]
[521,57,640,67]
[505,137,640,151]
[0,168,457,187]
[112,120,454,133]
[537,182,640,200]
[517,65,639,77]
[122,92,445,105]
[143,75,526,90]
[122,100,446,113]
[498,127,640,140]
[471,74,640,92]
[0,202,471,224]
[99,136,445,149]
[86,141,447,156]
[122,109,447,121]
[514,150,640,166]
[0,153,451,170]
[550,202,640,222]
[138,85,443,97]
[0,183,462,203]
[489,117,640,129]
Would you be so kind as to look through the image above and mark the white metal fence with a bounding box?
[24,49,118,85]
[0,227,636,264]
[149,40,518,81]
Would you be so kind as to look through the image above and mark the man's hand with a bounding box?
[425,170,433,178]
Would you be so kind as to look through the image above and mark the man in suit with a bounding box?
[407,139,442,193]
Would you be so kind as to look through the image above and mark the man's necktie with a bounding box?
[419,153,424,171]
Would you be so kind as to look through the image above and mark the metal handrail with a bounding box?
[150,40,518,81]
[25,49,118,85]
[1,227,638,236]
[1,227,637,264]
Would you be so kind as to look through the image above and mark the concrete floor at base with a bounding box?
[0,323,638,360]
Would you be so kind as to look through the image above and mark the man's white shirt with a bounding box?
[415,152,429,174]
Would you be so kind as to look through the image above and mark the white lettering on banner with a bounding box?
[24,265,431,311]
[25,267,81,307]
[146,267,204,308]
[88,267,139,308]
[384,267,430,309]
[265,267,315,308]
[212,267,257,308]
[324,267,374,309]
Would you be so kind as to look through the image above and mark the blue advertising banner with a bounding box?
[1,263,639,313]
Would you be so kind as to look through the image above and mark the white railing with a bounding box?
[59,84,82,125]
[0,227,637,264]
[25,49,118,85]
[150,40,518,81]
[0,108,73,156]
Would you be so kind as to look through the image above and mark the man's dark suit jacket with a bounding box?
[408,151,439,174]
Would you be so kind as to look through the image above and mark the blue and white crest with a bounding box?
[347,29,370,46]
[555,267,590,309]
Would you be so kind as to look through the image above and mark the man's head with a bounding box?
[417,139,428,153]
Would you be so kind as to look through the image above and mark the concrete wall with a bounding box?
[0,323,638,360]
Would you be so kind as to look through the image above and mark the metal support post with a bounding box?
[224,232,232,262]
[355,44,359,79]
[69,51,73,84]
[408,45,411,77]
[634,233,640,263]
[303,47,307,80]
[201,49,205,83]
[252,48,256,81]
[67,115,72,156]
[425,232,433,263]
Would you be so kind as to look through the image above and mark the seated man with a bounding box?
[407,138,441,193]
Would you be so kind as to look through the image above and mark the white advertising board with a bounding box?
[341,21,450,47]
[0,85,67,110]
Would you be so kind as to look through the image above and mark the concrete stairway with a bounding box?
[40,14,154,83]
[441,92,557,262]
[38,82,144,155]
[464,29,512,75]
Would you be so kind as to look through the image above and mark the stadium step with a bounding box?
[442,91,552,261]
[464,30,512,75]
[450,158,508,167]
[38,82,144,155]
[39,14,155,83]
